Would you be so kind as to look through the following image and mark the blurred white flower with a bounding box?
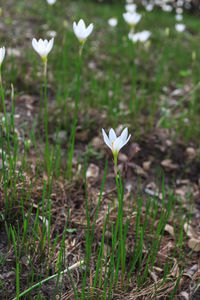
[123,12,141,26]
[108,18,118,27]
[175,14,183,21]
[129,30,151,43]
[0,47,5,66]
[146,4,154,11]
[176,7,183,14]
[32,38,54,61]
[102,128,131,162]
[7,48,21,57]
[46,0,56,5]
[73,19,93,43]
[125,4,137,13]
[176,0,184,7]
[162,5,173,12]
[46,30,57,38]
[175,23,185,32]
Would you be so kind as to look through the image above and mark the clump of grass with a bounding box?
[0,0,199,299]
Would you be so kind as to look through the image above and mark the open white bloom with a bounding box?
[0,47,5,66]
[32,38,54,61]
[46,0,56,5]
[162,5,173,12]
[102,128,131,162]
[73,19,93,43]
[108,18,118,27]
[176,7,183,14]
[146,4,154,11]
[125,4,137,13]
[123,12,141,26]
[175,23,185,32]
[175,14,183,21]
[129,30,151,43]
[176,0,184,7]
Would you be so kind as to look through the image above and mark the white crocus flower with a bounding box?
[108,18,118,27]
[129,30,151,43]
[123,12,141,27]
[146,4,154,11]
[0,47,5,66]
[162,5,173,12]
[102,128,131,164]
[32,38,54,62]
[125,4,137,13]
[175,14,183,21]
[73,19,93,43]
[0,46,5,84]
[175,23,185,32]
[176,7,183,14]
[46,0,56,5]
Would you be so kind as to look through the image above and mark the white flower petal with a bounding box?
[78,19,86,30]
[120,127,128,144]
[46,38,54,55]
[109,128,117,143]
[0,47,6,65]
[113,136,123,152]
[122,134,131,148]
[102,129,112,150]
[86,23,93,38]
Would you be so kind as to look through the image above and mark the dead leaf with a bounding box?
[118,153,128,162]
[161,159,179,170]
[143,161,151,171]
[76,129,89,142]
[188,239,200,252]
[164,224,175,238]
[184,264,198,276]
[171,259,180,278]
[92,136,103,150]
[185,147,197,160]
[86,164,99,180]
[127,162,148,178]
[128,143,140,160]
[184,223,199,239]
[179,291,189,300]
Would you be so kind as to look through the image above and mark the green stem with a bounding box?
[12,260,84,300]
[114,164,125,283]
[43,60,49,178]
[66,52,83,179]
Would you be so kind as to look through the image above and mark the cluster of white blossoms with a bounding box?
[1,0,192,166]
[141,0,189,32]
[31,19,93,63]
[129,30,151,43]
[0,17,94,82]
[141,0,192,12]
[123,0,151,44]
